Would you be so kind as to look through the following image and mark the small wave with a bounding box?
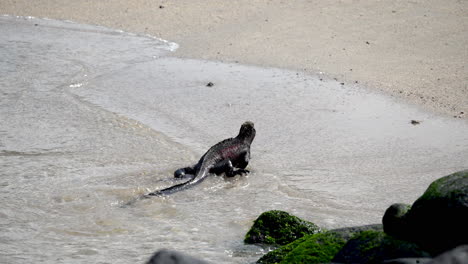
[0,14,179,53]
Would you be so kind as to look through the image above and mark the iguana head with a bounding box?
[238,121,256,143]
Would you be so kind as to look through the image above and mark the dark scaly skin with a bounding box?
[146,121,256,196]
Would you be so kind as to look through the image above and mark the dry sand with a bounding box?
[1,0,467,117]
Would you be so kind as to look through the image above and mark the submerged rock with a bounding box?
[244,210,320,246]
[383,170,468,255]
[332,230,430,263]
[146,249,209,264]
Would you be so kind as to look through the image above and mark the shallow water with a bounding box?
[1,16,467,263]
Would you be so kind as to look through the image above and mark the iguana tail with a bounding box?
[146,166,210,196]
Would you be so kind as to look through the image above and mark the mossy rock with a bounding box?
[383,170,468,255]
[332,230,430,264]
[330,224,383,241]
[244,210,320,245]
[416,170,468,203]
[257,232,346,264]
[257,235,310,264]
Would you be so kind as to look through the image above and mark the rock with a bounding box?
[428,245,468,264]
[385,245,468,264]
[330,224,383,241]
[146,249,209,264]
[382,203,411,238]
[257,235,310,264]
[257,232,346,264]
[332,230,430,263]
[383,258,432,264]
[244,210,320,245]
[383,170,468,255]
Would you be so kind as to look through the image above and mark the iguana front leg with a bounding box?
[211,153,250,177]
[232,151,250,170]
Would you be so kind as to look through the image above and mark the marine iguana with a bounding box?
[146,121,256,196]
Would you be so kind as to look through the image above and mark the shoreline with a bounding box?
[1,0,467,118]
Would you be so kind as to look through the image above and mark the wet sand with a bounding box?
[1,0,467,117]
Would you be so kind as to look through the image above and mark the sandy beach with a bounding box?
[1,0,467,117]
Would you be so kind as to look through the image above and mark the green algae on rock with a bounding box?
[329,224,383,241]
[332,230,430,263]
[257,232,346,264]
[244,210,320,246]
[257,235,311,264]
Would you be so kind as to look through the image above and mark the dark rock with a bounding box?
[206,82,214,87]
[383,170,468,255]
[257,232,346,264]
[332,230,430,264]
[146,249,209,264]
[382,203,411,238]
[428,245,468,264]
[244,210,320,246]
